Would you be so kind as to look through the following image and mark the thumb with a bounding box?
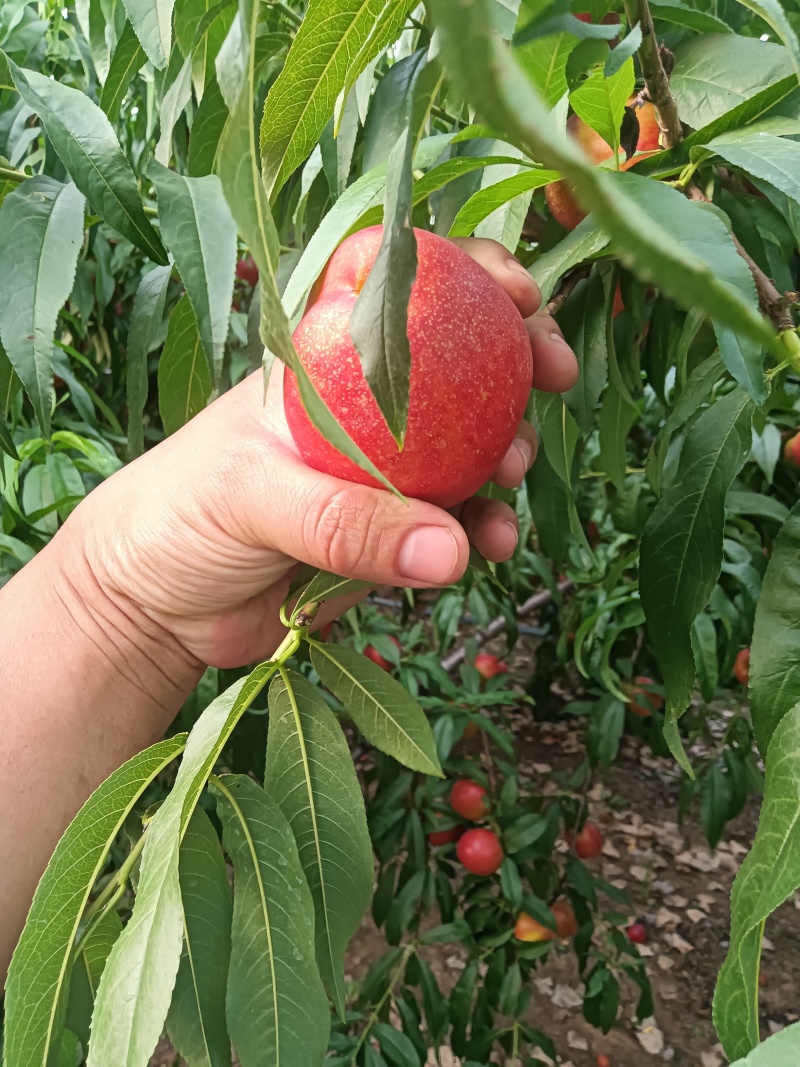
[247,446,471,587]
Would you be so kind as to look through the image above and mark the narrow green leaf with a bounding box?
[611,173,767,400]
[211,775,329,1067]
[121,0,175,68]
[569,58,634,161]
[88,667,273,1067]
[749,501,800,756]
[373,1021,422,1067]
[561,272,608,435]
[100,21,146,123]
[640,389,754,772]
[598,382,637,492]
[427,0,777,362]
[259,0,417,196]
[649,0,732,34]
[214,0,401,496]
[292,568,372,611]
[188,75,229,177]
[7,60,167,264]
[604,24,642,77]
[265,671,373,1016]
[149,161,237,381]
[363,50,425,172]
[66,910,123,1048]
[127,264,171,458]
[0,336,21,416]
[530,221,610,305]
[691,612,719,703]
[349,52,429,445]
[166,808,232,1067]
[158,294,212,435]
[2,736,186,1067]
[0,176,84,436]
[0,408,17,460]
[659,351,725,439]
[715,704,800,1060]
[310,641,443,776]
[155,55,193,166]
[448,167,560,237]
[77,0,112,83]
[533,391,579,487]
[726,489,788,523]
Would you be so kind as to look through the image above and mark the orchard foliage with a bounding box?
[2,0,800,1064]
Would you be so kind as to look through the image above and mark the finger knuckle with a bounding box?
[306,487,383,575]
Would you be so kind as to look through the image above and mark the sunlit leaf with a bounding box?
[715,704,800,1060]
[166,807,232,1067]
[2,736,185,1067]
[88,668,273,1067]
[158,294,212,435]
[266,671,373,1016]
[640,389,754,772]
[260,0,417,196]
[127,264,171,458]
[310,641,443,776]
[7,60,166,263]
[0,176,84,436]
[212,774,329,1067]
[149,162,237,381]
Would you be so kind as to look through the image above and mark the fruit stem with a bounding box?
[622,0,683,147]
[80,823,151,938]
[0,164,27,185]
[674,159,701,191]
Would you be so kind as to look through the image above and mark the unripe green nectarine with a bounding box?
[284,228,533,507]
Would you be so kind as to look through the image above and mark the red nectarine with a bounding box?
[784,430,800,466]
[545,100,661,231]
[514,911,554,942]
[734,648,750,686]
[284,228,533,507]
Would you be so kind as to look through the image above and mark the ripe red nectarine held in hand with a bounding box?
[284,227,533,508]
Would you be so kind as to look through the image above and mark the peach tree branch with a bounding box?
[622,0,684,147]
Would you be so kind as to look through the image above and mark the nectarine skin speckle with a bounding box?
[283,227,533,508]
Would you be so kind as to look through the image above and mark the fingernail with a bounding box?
[501,521,519,556]
[549,331,572,350]
[399,527,459,584]
[514,438,533,471]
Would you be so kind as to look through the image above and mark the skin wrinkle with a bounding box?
[58,546,201,706]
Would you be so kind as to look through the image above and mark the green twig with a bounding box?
[350,942,417,1064]
[0,164,28,185]
[83,827,148,923]
[272,1,302,26]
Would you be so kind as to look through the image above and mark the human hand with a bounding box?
[65,238,578,670]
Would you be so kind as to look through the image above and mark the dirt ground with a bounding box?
[347,704,800,1067]
[150,638,800,1067]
